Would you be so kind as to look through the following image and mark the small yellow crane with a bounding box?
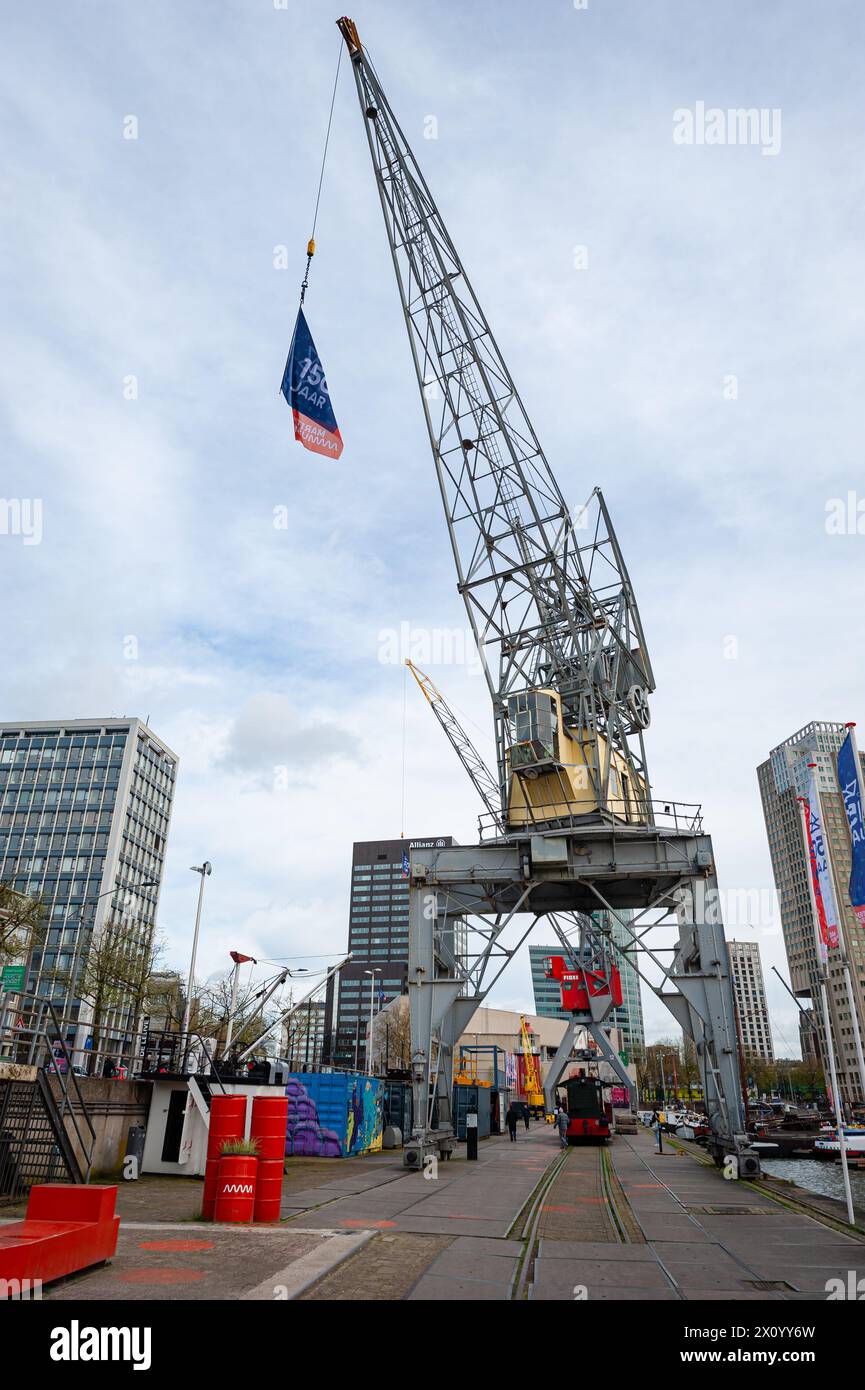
[520,1016,545,1119]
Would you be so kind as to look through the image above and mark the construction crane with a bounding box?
[335,16,756,1177]
[337,17,653,840]
[519,1016,545,1119]
[404,659,503,830]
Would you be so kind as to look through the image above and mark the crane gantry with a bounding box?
[335,16,757,1176]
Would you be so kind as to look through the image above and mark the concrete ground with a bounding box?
[6,1121,865,1300]
[528,1127,865,1301]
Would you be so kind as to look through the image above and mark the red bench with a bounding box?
[0,1185,119,1286]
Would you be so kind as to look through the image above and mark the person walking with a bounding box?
[556,1105,569,1149]
[651,1109,663,1153]
[523,1105,530,1132]
[506,1103,519,1142]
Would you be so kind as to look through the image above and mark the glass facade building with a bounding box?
[758,720,865,1103]
[529,909,645,1060]
[727,939,774,1062]
[0,718,177,1065]
[324,835,452,1070]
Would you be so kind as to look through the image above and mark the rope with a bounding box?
[400,660,408,836]
[299,40,344,306]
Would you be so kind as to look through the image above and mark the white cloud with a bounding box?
[3,1,863,1055]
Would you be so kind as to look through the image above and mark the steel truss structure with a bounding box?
[337,17,755,1172]
[404,832,755,1171]
[337,18,652,813]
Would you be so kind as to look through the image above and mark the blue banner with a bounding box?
[280,308,343,459]
[838,731,865,927]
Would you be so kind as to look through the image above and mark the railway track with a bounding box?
[508,1140,638,1299]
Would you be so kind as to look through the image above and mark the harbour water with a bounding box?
[761,1156,865,1211]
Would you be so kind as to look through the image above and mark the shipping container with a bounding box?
[453,1083,491,1140]
[286,1072,384,1158]
[382,1080,412,1138]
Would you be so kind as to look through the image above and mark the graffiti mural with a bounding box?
[285,1079,342,1158]
[285,1074,384,1159]
[346,1078,383,1155]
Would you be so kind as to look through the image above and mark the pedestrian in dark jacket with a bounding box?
[506,1104,519,1141]
[523,1106,530,1131]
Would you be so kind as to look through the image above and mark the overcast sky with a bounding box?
[2,1,864,1055]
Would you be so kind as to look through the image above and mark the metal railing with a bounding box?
[0,998,96,1200]
[477,796,703,842]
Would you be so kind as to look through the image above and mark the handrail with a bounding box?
[45,1001,97,1180]
[477,797,704,842]
[0,994,97,1182]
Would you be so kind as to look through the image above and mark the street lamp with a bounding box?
[181,861,212,1066]
[364,968,379,1076]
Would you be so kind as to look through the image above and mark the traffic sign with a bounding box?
[1,964,26,991]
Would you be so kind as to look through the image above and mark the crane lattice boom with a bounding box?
[338,16,654,831]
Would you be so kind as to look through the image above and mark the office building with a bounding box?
[529,909,645,1060]
[0,718,177,1066]
[727,939,774,1062]
[324,835,452,1070]
[758,721,865,1103]
[283,998,326,1069]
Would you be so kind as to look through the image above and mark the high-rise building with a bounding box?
[727,940,774,1062]
[284,998,326,1068]
[0,719,177,1066]
[324,835,453,1070]
[758,721,865,1103]
[528,909,645,1060]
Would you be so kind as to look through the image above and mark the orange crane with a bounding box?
[519,1016,545,1120]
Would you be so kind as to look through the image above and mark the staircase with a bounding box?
[0,1068,85,1203]
[0,998,96,1205]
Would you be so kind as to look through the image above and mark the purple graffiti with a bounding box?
[285,1079,343,1159]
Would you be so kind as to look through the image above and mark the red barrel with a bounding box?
[253,1157,284,1223]
[249,1097,287,1222]
[202,1095,247,1220]
[214,1155,257,1223]
[250,1095,288,1160]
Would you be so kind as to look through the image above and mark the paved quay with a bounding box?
[13,1122,865,1301]
[529,1126,865,1301]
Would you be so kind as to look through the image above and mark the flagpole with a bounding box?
[842,723,865,935]
[798,796,855,1225]
[843,722,865,813]
[815,757,865,1105]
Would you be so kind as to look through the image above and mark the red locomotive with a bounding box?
[560,1075,611,1144]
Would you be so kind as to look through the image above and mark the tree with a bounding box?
[0,881,45,965]
[371,995,411,1073]
[195,974,291,1060]
[72,917,163,1074]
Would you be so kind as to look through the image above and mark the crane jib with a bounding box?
[338,15,654,831]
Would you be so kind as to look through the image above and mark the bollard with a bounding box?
[466,1111,478,1161]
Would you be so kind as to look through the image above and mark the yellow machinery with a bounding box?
[453,1056,490,1087]
[520,1016,546,1119]
[505,689,648,830]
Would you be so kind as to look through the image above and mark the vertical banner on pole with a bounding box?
[838,729,865,928]
[806,766,840,953]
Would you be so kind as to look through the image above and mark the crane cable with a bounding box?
[299,40,344,306]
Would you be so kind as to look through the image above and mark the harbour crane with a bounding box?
[335,16,756,1176]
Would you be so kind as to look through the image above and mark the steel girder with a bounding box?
[340,27,654,814]
[406,832,749,1166]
